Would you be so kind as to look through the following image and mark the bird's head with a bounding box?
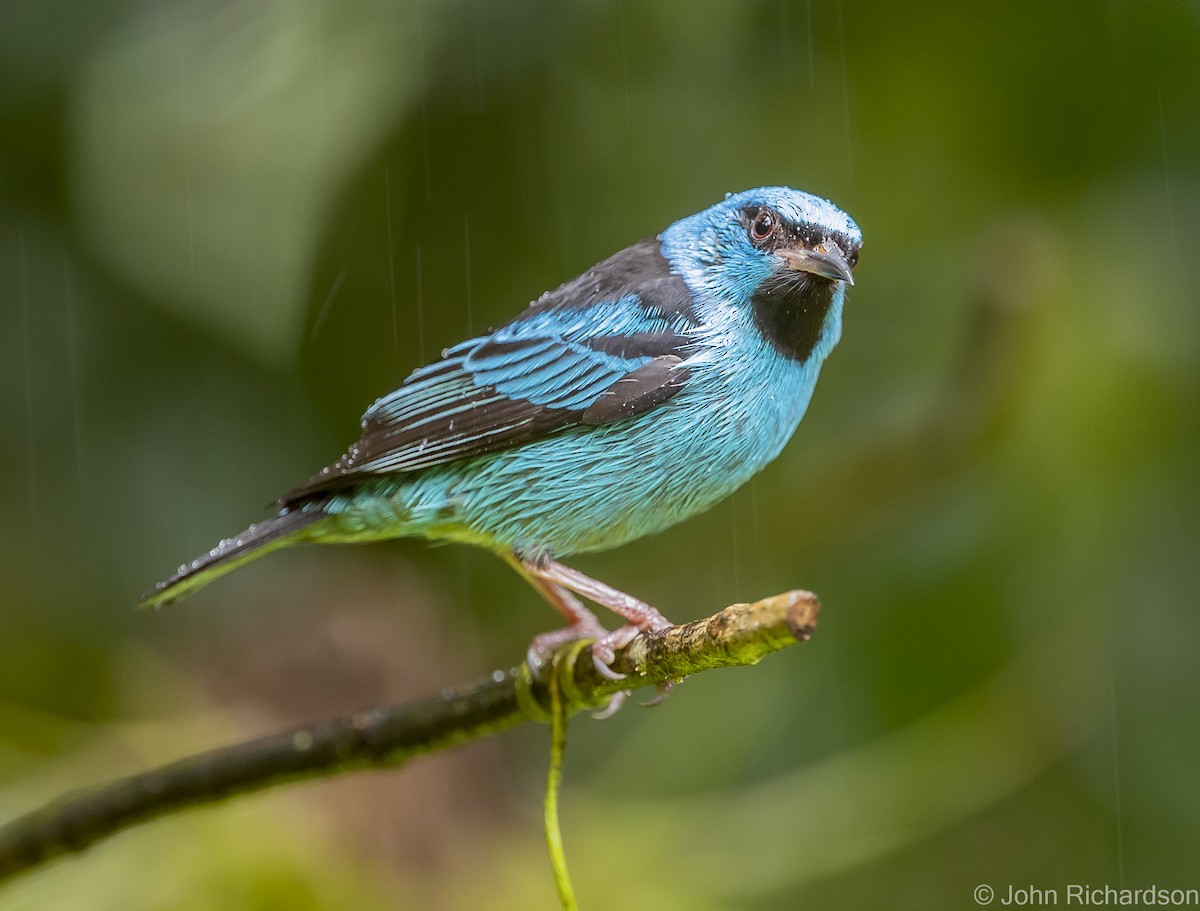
[660,186,863,362]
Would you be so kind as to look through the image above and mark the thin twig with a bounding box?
[544,642,579,910]
[0,590,819,884]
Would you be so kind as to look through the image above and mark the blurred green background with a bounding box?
[2,1,1198,908]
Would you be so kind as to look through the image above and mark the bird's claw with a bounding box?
[589,624,642,680]
[640,678,676,708]
[591,690,628,719]
[592,651,626,681]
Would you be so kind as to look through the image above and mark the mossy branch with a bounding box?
[0,590,819,884]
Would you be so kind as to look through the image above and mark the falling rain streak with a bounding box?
[385,165,399,352]
[414,0,433,201]
[64,258,86,482]
[617,0,631,124]
[835,0,854,179]
[729,493,741,600]
[1158,92,1176,253]
[18,234,36,518]
[464,213,474,335]
[415,242,426,364]
[1110,677,1126,889]
[805,0,816,91]
[177,35,196,278]
[310,268,346,341]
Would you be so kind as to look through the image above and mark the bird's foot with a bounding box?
[512,550,675,707]
[591,634,675,717]
[526,621,650,682]
[525,615,610,672]
[525,620,632,718]
[588,624,643,680]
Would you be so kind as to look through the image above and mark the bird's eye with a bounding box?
[749,209,777,245]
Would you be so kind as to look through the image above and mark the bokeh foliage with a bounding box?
[1,1,1197,908]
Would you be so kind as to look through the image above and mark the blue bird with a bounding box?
[143,186,862,676]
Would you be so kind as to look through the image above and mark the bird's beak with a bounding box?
[780,245,855,285]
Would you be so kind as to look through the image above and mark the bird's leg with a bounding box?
[516,552,673,679]
[504,554,609,669]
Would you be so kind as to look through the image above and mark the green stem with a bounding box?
[544,643,583,910]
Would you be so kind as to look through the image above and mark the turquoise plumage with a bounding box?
[144,187,862,675]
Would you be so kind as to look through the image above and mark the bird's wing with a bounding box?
[281,239,697,504]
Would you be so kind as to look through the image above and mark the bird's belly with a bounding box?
[366,360,820,556]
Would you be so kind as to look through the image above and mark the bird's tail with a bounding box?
[139,509,325,609]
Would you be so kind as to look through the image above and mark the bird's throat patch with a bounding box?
[749,274,836,363]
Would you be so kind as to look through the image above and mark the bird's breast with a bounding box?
[391,334,825,556]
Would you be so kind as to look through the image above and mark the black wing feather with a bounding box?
[281,238,697,505]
